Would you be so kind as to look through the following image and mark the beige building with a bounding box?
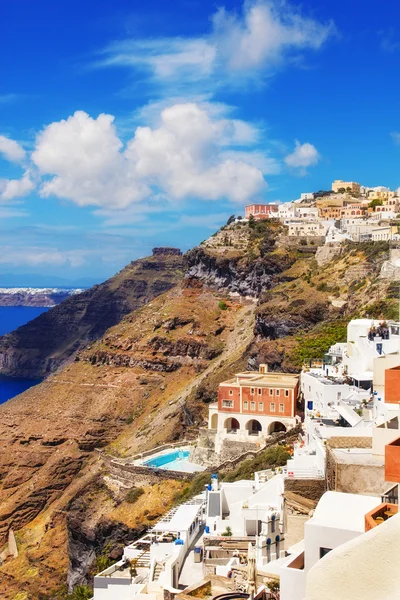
[288,220,328,237]
[332,180,360,194]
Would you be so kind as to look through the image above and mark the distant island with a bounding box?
[0,287,85,307]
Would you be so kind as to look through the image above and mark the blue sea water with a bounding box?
[0,306,49,404]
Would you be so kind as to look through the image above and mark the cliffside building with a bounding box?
[208,366,299,454]
[332,180,360,193]
[245,203,279,220]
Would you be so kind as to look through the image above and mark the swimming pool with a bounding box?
[143,449,204,473]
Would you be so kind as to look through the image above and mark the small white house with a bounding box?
[279,491,380,600]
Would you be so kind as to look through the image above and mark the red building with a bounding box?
[209,365,299,440]
[245,204,279,221]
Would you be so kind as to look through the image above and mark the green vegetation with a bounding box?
[368,198,383,209]
[363,299,398,320]
[221,526,232,537]
[345,240,390,262]
[221,445,291,482]
[125,487,145,503]
[173,471,212,504]
[248,214,256,229]
[218,300,228,310]
[226,215,235,225]
[289,321,348,367]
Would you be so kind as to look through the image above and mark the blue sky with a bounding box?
[1,0,400,284]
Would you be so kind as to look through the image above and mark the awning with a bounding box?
[335,401,363,427]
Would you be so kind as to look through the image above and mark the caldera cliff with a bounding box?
[0,222,395,599]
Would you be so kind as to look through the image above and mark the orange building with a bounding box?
[385,366,400,404]
[209,365,299,442]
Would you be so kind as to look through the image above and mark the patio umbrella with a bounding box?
[247,542,257,600]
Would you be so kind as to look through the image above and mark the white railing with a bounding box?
[282,466,324,479]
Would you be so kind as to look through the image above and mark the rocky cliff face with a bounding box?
[0,249,184,378]
[0,224,394,598]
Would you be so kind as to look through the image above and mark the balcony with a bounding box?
[385,436,400,483]
[364,503,398,532]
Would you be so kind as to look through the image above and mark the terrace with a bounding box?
[364,502,398,531]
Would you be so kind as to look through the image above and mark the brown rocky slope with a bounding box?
[0,223,396,599]
[0,248,184,378]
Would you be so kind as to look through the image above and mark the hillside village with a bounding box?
[2,181,400,600]
[82,182,400,600]
[244,180,400,245]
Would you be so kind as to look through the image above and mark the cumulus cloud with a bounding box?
[0,171,35,201]
[31,104,266,208]
[284,140,320,171]
[0,135,26,163]
[96,0,334,89]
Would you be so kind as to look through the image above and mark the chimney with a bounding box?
[259,364,268,374]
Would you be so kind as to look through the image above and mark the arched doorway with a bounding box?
[224,417,240,434]
[210,413,218,429]
[246,419,262,436]
[268,421,287,435]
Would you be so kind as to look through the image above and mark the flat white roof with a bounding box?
[151,504,201,533]
[335,402,363,427]
[310,491,379,532]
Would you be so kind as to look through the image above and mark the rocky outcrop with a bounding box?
[185,247,293,297]
[66,483,147,590]
[0,253,184,378]
[152,247,182,256]
[255,302,328,340]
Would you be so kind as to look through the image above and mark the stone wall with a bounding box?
[327,437,372,449]
[284,478,326,501]
[315,243,343,266]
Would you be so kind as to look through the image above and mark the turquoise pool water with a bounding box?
[145,450,190,468]
[143,449,204,473]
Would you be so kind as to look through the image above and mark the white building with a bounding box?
[93,498,205,600]
[300,193,315,201]
[279,491,380,600]
[305,512,400,600]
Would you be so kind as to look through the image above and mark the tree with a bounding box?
[248,214,256,229]
[338,187,346,194]
[369,198,383,209]
[226,214,235,225]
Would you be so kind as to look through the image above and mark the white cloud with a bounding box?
[284,140,320,170]
[0,171,35,201]
[212,1,333,72]
[0,135,26,163]
[32,104,266,209]
[391,132,400,144]
[95,0,334,89]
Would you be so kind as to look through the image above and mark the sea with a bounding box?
[0,306,49,405]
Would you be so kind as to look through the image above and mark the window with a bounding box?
[276,389,280,396]
[258,402,264,411]
[243,401,248,409]
[337,392,341,401]
[229,390,233,396]
[285,389,289,397]
[269,388,273,396]
[222,400,233,408]
[250,401,256,410]
[250,388,255,395]
[319,547,332,559]
[279,403,284,413]
[270,403,275,412]
[258,388,262,395]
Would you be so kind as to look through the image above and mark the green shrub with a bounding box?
[218,300,228,310]
[289,320,348,367]
[222,445,291,483]
[316,282,328,292]
[125,487,145,504]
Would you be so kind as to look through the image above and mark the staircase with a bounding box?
[153,561,164,581]
[134,550,151,568]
